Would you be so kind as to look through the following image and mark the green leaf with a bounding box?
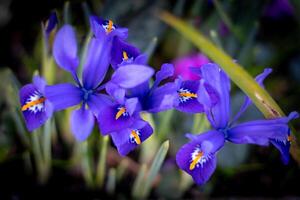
[140,140,169,198]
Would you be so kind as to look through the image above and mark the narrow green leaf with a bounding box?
[63,1,71,24]
[144,37,158,62]
[132,164,147,198]
[96,136,109,188]
[80,142,94,187]
[140,140,169,198]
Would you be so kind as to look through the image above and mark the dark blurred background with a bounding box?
[0,0,300,199]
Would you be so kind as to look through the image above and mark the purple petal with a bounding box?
[88,93,114,116]
[44,11,58,36]
[32,75,46,93]
[175,79,204,113]
[20,84,53,132]
[125,98,138,115]
[45,83,82,111]
[111,38,141,69]
[53,25,79,75]
[90,16,128,39]
[70,107,95,141]
[105,82,125,104]
[198,63,230,129]
[231,68,273,123]
[110,120,153,156]
[97,103,137,135]
[146,82,177,113]
[152,63,174,89]
[227,112,299,146]
[83,37,111,89]
[176,130,224,185]
[111,64,154,89]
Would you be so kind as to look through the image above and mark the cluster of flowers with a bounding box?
[19,15,298,185]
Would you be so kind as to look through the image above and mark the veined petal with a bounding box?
[176,130,224,185]
[231,68,273,123]
[45,83,82,111]
[53,25,79,75]
[111,37,141,69]
[83,37,111,89]
[175,79,204,113]
[70,106,95,141]
[198,63,230,129]
[110,120,153,156]
[111,64,154,89]
[20,83,53,132]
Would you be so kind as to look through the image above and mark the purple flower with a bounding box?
[176,63,298,185]
[90,16,128,40]
[172,53,210,81]
[45,24,154,141]
[19,76,53,132]
[43,11,58,37]
[110,119,153,156]
[129,63,178,113]
[110,37,147,69]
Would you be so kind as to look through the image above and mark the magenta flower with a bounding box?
[172,53,209,81]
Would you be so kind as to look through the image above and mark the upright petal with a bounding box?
[231,68,273,123]
[53,25,79,76]
[111,38,141,69]
[152,63,174,90]
[45,83,82,111]
[105,82,125,104]
[176,130,224,185]
[110,120,153,156]
[83,37,111,89]
[70,107,95,141]
[20,83,53,132]
[111,64,154,89]
[197,63,230,129]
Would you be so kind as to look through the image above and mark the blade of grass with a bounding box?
[140,140,169,198]
[96,136,109,188]
[159,12,300,164]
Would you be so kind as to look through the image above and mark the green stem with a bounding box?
[96,136,109,188]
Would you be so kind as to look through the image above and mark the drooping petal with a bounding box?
[110,120,153,156]
[111,37,141,69]
[146,82,177,113]
[83,37,111,89]
[175,79,204,113]
[227,112,298,164]
[197,63,230,129]
[96,103,137,135]
[152,63,174,90]
[45,83,82,111]
[231,68,273,123]
[20,83,53,132]
[70,106,95,141]
[176,130,224,185]
[53,25,79,76]
[111,64,154,89]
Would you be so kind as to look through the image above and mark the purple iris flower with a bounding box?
[45,24,154,141]
[43,11,58,37]
[176,63,298,185]
[110,119,153,156]
[110,37,147,69]
[19,75,53,132]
